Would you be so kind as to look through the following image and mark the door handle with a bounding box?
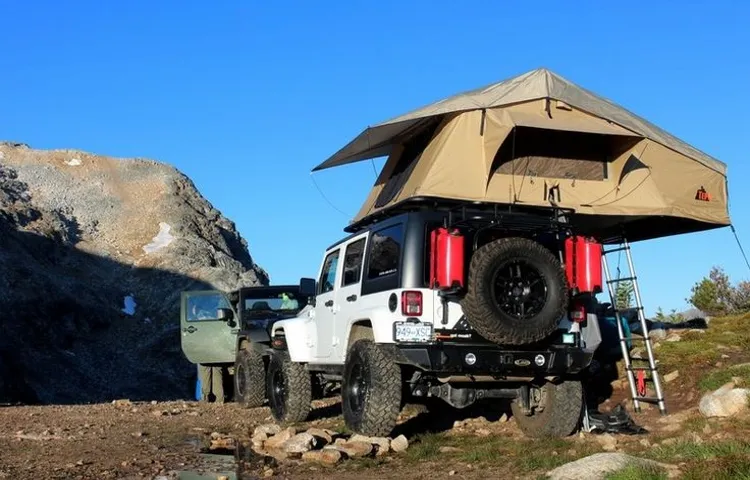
[325,300,334,307]
[183,326,197,333]
[346,294,357,302]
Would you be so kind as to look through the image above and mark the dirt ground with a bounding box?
[4,316,750,480]
[0,387,676,480]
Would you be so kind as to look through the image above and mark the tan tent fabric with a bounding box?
[318,68,730,241]
[314,68,725,175]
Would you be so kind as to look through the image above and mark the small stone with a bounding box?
[263,468,274,478]
[112,399,132,408]
[302,449,342,465]
[665,334,682,342]
[595,433,618,451]
[121,461,128,467]
[475,428,491,437]
[306,428,333,445]
[440,446,463,453]
[282,432,317,454]
[498,413,508,423]
[218,476,229,480]
[391,434,409,453]
[703,424,712,434]
[639,439,651,447]
[699,382,750,417]
[151,400,157,405]
[349,434,390,455]
[254,424,282,438]
[151,410,166,417]
[449,470,456,476]
[338,441,373,458]
[265,427,296,450]
[664,370,679,383]
[722,354,731,359]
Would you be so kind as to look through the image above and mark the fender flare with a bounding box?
[237,330,272,355]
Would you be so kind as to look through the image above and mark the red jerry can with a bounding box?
[564,235,603,294]
[430,227,465,290]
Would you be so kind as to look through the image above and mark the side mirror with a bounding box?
[217,308,233,321]
[300,277,317,306]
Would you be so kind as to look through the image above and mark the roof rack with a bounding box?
[344,196,575,234]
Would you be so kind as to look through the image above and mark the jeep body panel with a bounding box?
[282,208,596,376]
[180,290,238,364]
[181,285,310,366]
[271,314,316,363]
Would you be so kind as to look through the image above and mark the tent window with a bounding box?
[492,127,636,181]
[375,119,441,208]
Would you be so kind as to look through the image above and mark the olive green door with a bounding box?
[180,290,237,364]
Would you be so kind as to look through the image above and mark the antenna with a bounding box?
[309,172,352,219]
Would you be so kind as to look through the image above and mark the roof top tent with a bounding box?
[312,68,730,243]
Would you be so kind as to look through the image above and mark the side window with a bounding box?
[367,224,403,279]
[187,293,231,322]
[342,238,366,287]
[318,249,340,294]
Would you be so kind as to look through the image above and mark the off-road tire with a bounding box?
[234,347,266,408]
[461,237,568,345]
[511,380,583,438]
[342,340,402,437]
[266,350,311,424]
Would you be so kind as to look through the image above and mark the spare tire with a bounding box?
[460,237,568,345]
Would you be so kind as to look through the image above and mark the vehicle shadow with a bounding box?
[393,399,514,438]
[307,401,343,422]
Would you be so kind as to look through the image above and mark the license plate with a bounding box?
[394,322,433,343]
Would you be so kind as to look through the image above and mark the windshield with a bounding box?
[240,287,308,319]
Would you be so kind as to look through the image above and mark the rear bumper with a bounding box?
[396,344,593,376]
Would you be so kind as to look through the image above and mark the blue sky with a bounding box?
[0,1,748,316]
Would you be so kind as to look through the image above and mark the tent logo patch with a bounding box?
[695,186,711,202]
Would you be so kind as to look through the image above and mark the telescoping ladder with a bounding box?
[601,238,667,415]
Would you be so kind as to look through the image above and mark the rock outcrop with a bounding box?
[0,142,268,404]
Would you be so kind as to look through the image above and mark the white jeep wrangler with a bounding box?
[268,207,602,438]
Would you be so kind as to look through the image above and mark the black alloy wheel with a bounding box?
[492,258,549,320]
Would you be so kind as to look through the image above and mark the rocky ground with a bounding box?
[2,314,750,479]
[0,142,268,405]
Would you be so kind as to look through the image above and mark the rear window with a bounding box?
[367,224,403,279]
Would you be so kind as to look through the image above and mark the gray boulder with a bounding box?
[546,453,677,480]
[0,143,268,404]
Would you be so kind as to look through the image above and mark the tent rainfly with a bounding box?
[313,68,730,242]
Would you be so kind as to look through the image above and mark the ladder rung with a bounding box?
[626,366,654,371]
[616,306,644,312]
[607,276,636,284]
[603,246,630,255]
[629,336,655,342]
[634,396,661,403]
[631,357,659,364]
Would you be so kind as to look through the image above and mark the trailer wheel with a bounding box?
[511,379,583,437]
[266,351,311,424]
[461,237,568,345]
[234,347,266,408]
[342,340,402,437]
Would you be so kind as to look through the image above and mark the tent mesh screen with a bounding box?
[492,127,637,181]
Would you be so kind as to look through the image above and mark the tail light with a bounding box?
[569,301,586,323]
[401,291,422,316]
